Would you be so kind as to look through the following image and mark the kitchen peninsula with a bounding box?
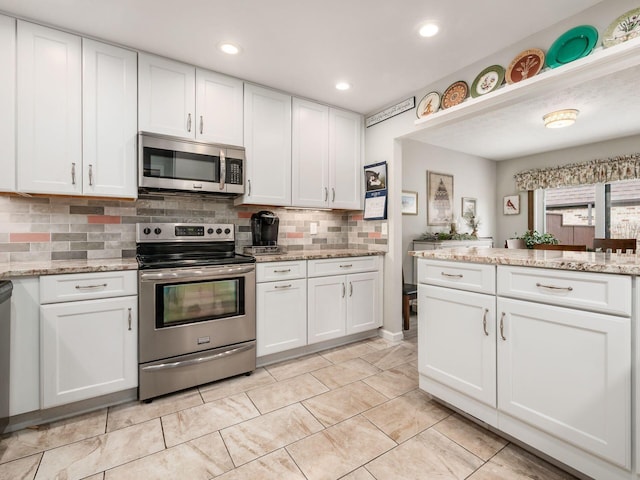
[411,247,640,480]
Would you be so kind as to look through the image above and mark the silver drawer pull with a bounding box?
[127,308,132,331]
[274,284,292,289]
[482,308,489,336]
[273,269,291,273]
[339,264,353,268]
[75,283,108,290]
[535,282,573,292]
[441,272,463,279]
[500,312,506,341]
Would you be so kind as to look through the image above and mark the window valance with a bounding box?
[514,153,640,191]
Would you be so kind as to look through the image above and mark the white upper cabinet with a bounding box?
[0,15,15,193]
[241,84,292,206]
[139,53,243,145]
[17,21,82,195]
[82,39,137,198]
[329,108,362,209]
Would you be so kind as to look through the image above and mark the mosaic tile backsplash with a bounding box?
[0,193,387,264]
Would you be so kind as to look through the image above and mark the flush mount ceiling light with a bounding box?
[335,82,351,91]
[219,42,241,55]
[419,23,439,37]
[543,109,579,128]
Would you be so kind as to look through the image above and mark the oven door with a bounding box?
[138,264,255,363]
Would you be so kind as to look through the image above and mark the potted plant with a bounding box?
[517,230,558,249]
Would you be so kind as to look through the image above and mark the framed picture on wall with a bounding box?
[503,194,520,215]
[461,197,477,219]
[401,191,418,215]
[427,171,454,226]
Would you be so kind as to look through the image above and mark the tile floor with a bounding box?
[0,316,578,480]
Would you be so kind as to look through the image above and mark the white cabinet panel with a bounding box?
[0,15,15,193]
[195,68,243,146]
[307,275,346,344]
[418,259,495,294]
[307,256,378,278]
[40,270,137,304]
[82,39,137,198]
[346,272,379,334]
[329,108,361,210]
[256,260,306,282]
[17,21,82,195]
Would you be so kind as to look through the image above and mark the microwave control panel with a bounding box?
[226,158,243,185]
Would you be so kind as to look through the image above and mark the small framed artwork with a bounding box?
[504,194,520,215]
[427,171,454,226]
[401,191,418,215]
[461,197,477,219]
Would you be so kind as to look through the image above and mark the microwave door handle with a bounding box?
[219,149,226,190]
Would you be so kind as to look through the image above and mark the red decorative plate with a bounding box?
[441,81,468,109]
[506,48,545,84]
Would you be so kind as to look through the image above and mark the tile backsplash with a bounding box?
[0,193,387,263]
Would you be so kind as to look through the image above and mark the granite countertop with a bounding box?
[410,247,640,275]
[252,249,385,263]
[0,258,139,279]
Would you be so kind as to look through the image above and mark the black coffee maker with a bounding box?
[251,211,279,246]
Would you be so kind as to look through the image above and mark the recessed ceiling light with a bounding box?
[419,23,439,37]
[335,82,351,91]
[543,109,579,128]
[219,43,241,55]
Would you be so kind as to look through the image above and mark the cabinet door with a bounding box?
[257,278,307,356]
[308,275,346,344]
[346,271,380,334]
[418,284,496,407]
[83,39,137,198]
[292,98,329,207]
[138,53,195,138]
[0,15,15,193]
[17,21,82,195]
[329,108,362,209]
[195,68,243,146]
[497,297,630,468]
[241,84,291,206]
[41,296,138,408]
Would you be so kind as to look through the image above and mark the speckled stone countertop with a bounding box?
[410,247,640,275]
[252,249,385,263]
[0,258,139,279]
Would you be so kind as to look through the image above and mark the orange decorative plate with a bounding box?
[505,48,545,84]
[441,81,468,109]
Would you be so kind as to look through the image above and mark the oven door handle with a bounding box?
[139,264,255,281]
[140,342,255,372]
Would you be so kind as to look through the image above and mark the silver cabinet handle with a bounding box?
[482,308,489,336]
[192,183,203,189]
[441,272,463,278]
[273,269,291,273]
[331,187,335,202]
[219,149,226,190]
[324,187,328,202]
[535,282,573,292]
[71,163,76,185]
[127,307,132,331]
[200,115,204,134]
[349,282,353,296]
[339,264,353,268]
[88,164,93,186]
[187,113,192,132]
[274,284,292,289]
[500,312,506,341]
[75,283,107,290]
[247,179,251,196]
[342,283,346,298]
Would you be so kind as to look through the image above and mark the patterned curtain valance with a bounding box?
[514,153,640,191]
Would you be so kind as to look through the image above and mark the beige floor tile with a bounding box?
[198,367,276,403]
[161,393,259,447]
[363,336,402,351]
[107,388,203,432]
[247,373,329,414]
[310,358,381,389]
[221,403,324,466]
[366,428,484,480]
[361,344,418,370]
[467,444,578,480]
[104,431,233,480]
[265,354,332,381]
[35,419,164,480]
[0,453,41,480]
[286,415,396,480]
[363,389,451,443]
[83,474,104,480]
[0,409,107,464]
[302,381,388,427]
[434,414,508,461]
[341,467,376,480]
[362,363,418,399]
[318,342,379,364]
[215,449,306,480]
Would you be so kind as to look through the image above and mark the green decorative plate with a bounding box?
[603,7,640,48]
[470,65,505,98]
[546,25,598,68]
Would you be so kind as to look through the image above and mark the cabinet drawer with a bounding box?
[418,259,495,294]
[256,260,306,282]
[307,255,378,278]
[497,266,631,316]
[40,270,137,304]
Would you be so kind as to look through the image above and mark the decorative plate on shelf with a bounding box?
[505,48,545,84]
[470,65,505,97]
[416,91,440,119]
[603,7,640,48]
[441,81,468,109]
[546,25,598,68]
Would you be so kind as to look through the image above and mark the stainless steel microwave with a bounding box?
[138,132,245,195]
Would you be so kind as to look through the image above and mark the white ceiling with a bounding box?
[0,0,603,115]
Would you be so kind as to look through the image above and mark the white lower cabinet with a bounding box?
[307,275,347,343]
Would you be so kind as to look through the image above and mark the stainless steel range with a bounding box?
[136,223,256,401]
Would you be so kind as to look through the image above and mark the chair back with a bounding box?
[533,244,587,251]
[505,239,526,249]
[592,238,636,253]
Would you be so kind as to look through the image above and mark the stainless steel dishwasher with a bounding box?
[0,280,12,433]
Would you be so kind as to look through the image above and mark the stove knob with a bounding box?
[224,228,231,235]
[207,228,214,235]
[216,228,223,235]
[143,227,151,235]
[154,227,162,235]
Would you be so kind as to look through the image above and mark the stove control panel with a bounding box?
[136,223,235,242]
